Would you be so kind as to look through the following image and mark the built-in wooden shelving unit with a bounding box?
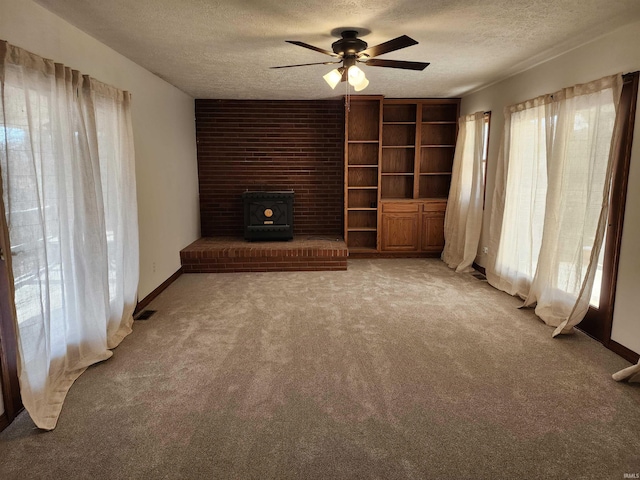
[344,97,460,256]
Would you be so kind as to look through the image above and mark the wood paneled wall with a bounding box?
[195,100,344,237]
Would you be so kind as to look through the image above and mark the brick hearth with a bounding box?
[180,236,348,273]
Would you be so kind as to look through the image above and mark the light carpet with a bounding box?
[0,258,638,479]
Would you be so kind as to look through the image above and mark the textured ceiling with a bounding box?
[33,0,640,99]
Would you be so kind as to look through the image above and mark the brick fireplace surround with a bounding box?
[181,99,348,273]
[180,237,348,273]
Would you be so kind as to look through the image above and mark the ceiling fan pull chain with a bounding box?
[345,78,350,112]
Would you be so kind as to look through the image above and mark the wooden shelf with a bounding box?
[347,189,378,209]
[348,143,379,167]
[383,123,415,147]
[381,175,413,199]
[421,123,457,145]
[345,96,459,256]
[345,98,382,252]
[348,167,378,187]
[383,103,417,123]
[346,231,377,250]
[420,146,455,175]
[422,103,458,123]
[348,100,380,143]
[419,175,451,198]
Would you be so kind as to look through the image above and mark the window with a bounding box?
[488,74,628,335]
[442,111,489,272]
[0,40,139,429]
[481,112,491,208]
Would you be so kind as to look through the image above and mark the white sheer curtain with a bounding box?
[486,96,552,297]
[524,76,622,335]
[487,74,622,336]
[442,111,487,272]
[90,79,139,347]
[0,41,138,430]
[613,360,640,383]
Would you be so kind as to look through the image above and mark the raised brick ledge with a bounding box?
[180,236,348,273]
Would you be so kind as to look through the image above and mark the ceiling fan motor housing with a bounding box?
[332,30,368,57]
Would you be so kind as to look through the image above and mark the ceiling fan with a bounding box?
[271,30,429,91]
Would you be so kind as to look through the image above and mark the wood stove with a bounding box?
[242,190,294,241]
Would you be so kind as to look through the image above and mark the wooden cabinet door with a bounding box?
[421,211,445,252]
[381,213,420,251]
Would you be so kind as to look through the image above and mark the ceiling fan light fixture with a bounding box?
[347,65,368,91]
[323,68,343,89]
[353,77,369,92]
[347,65,365,86]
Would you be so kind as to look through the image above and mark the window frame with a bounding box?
[579,71,639,364]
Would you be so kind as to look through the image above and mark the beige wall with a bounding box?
[461,21,640,354]
[0,0,200,299]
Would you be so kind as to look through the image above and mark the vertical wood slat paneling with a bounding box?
[195,99,344,237]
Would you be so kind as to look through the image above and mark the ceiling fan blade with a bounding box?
[364,59,430,71]
[361,35,418,58]
[285,40,339,57]
[271,61,342,69]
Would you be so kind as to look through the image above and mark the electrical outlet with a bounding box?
[482,246,489,254]
[152,261,156,273]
